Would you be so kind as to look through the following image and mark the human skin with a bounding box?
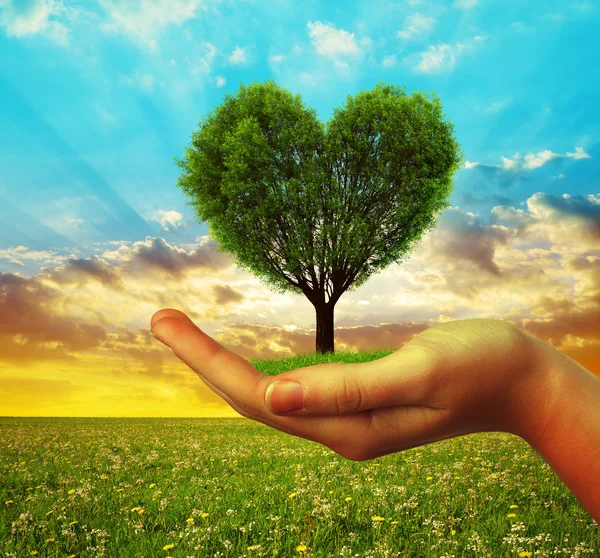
[150,308,600,524]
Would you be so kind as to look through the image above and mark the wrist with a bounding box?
[505,332,566,446]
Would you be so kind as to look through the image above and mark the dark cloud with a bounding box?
[431,208,513,275]
[457,190,514,208]
[119,236,233,278]
[212,284,245,306]
[490,192,600,243]
[0,272,107,362]
[39,255,123,288]
[521,305,600,348]
[529,192,600,239]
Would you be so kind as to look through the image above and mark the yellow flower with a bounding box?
[473,457,482,461]
[296,545,307,552]
[45,538,55,543]
[60,506,66,511]
[426,476,433,481]
[69,521,78,526]
[68,489,76,495]
[372,516,385,522]
[344,497,352,502]
[506,513,517,518]
[289,492,297,499]
[451,530,456,535]
[4,500,13,505]
[149,483,156,488]
[201,513,209,518]
[30,552,38,556]
[138,509,145,515]
[186,517,194,523]
[67,555,76,557]
[131,507,140,513]
[329,490,334,494]
[163,543,175,551]
[510,504,519,509]
[519,553,532,557]
[391,521,398,525]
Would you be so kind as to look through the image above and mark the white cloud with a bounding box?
[98,0,204,51]
[94,104,118,124]
[397,13,435,40]
[269,54,286,63]
[510,21,532,33]
[0,0,70,45]
[229,45,246,64]
[307,21,360,56]
[571,1,593,12]
[484,100,510,113]
[413,35,486,72]
[381,54,396,67]
[0,245,71,266]
[454,0,478,8]
[416,43,455,72]
[567,146,592,159]
[189,41,216,76]
[150,210,184,231]
[300,72,318,87]
[215,75,226,87]
[66,217,84,228]
[122,73,154,93]
[465,146,591,172]
[542,12,565,21]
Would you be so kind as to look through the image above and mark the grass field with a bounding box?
[1,349,599,557]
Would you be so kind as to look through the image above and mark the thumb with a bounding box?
[264,347,435,416]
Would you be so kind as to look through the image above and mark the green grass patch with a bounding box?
[1,350,598,557]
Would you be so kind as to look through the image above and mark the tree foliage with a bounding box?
[174,80,463,308]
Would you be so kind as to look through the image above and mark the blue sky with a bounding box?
[1,0,600,416]
[1,0,598,274]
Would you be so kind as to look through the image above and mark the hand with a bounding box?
[150,309,560,461]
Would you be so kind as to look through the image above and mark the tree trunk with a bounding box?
[314,302,335,355]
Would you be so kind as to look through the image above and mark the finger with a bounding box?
[265,345,437,416]
[150,309,375,453]
[151,311,267,414]
[151,308,188,330]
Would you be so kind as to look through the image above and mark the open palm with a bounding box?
[150,309,555,461]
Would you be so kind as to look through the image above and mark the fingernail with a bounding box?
[266,381,305,414]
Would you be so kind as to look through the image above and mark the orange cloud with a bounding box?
[1,190,599,415]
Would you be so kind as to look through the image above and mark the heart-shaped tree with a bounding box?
[174,80,463,354]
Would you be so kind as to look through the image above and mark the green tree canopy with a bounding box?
[174,80,463,353]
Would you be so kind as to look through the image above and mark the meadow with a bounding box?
[1,349,599,557]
